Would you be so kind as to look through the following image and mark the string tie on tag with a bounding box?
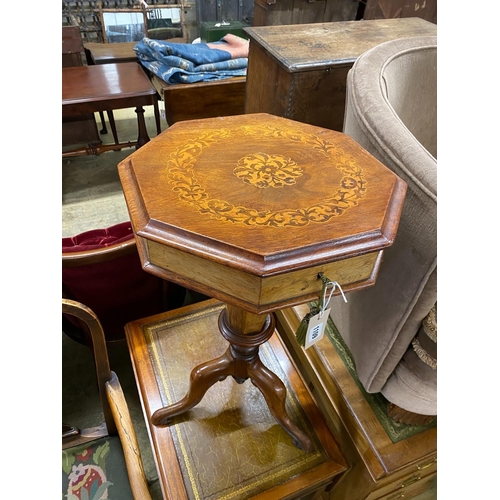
[294,273,347,347]
[318,279,347,319]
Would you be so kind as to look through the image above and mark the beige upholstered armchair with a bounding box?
[328,35,437,421]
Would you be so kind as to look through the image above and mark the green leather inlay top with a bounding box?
[145,303,328,500]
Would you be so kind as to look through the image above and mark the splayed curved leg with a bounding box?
[151,348,233,425]
[247,356,313,452]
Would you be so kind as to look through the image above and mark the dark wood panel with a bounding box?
[363,0,437,24]
[62,25,85,56]
[62,25,101,148]
[62,115,101,147]
[152,76,246,124]
[253,0,359,26]
[401,0,437,23]
[292,0,329,24]
[324,0,361,21]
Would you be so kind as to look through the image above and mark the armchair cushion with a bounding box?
[62,222,135,252]
[382,304,437,414]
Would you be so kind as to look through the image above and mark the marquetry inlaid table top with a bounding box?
[118,113,406,314]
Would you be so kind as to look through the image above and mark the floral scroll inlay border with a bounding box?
[166,124,367,227]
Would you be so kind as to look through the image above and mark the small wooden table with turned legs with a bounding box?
[62,62,157,157]
[118,113,406,456]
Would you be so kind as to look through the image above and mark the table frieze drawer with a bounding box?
[367,468,437,500]
[143,237,381,313]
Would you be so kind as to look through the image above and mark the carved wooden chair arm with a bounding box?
[106,372,152,500]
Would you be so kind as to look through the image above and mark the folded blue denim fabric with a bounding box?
[134,37,247,83]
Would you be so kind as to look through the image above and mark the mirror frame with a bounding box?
[99,4,187,44]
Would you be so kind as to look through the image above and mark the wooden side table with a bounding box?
[125,299,348,499]
[244,18,437,132]
[83,42,138,65]
[276,304,437,499]
[83,42,162,137]
[62,62,157,157]
[118,113,406,453]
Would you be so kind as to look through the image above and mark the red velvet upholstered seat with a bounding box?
[62,221,185,343]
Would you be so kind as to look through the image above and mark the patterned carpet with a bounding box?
[321,303,437,443]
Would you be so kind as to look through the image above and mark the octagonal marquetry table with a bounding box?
[118,113,406,454]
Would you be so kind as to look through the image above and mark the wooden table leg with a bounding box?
[106,110,119,144]
[99,111,108,134]
[135,106,150,149]
[153,97,162,135]
[151,305,313,452]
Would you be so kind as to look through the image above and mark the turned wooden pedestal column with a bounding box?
[118,113,406,452]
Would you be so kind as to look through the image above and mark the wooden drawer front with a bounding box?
[144,238,379,314]
[366,454,437,493]
[367,466,437,500]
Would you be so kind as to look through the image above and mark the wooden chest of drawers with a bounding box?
[244,18,437,132]
[276,305,437,500]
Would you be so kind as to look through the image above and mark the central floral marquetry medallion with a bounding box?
[166,123,368,227]
[233,153,303,189]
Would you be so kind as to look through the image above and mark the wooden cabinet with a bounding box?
[362,0,437,24]
[253,0,359,26]
[62,26,101,149]
[244,18,437,132]
[276,305,437,500]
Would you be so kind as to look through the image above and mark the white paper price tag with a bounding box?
[304,308,330,349]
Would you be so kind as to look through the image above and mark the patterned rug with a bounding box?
[319,303,437,443]
[62,437,134,500]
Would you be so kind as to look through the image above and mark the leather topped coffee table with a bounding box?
[118,113,406,452]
